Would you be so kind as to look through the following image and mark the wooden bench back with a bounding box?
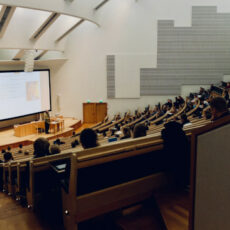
[62,137,168,230]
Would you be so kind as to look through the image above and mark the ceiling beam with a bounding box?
[30,12,60,41]
[55,19,84,43]
[12,49,24,60]
[34,50,48,60]
[94,0,109,10]
[0,6,16,39]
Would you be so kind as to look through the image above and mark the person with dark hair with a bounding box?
[18,144,23,154]
[178,96,185,105]
[3,152,14,163]
[1,149,6,155]
[7,146,11,152]
[50,144,61,155]
[72,131,79,137]
[180,113,191,127]
[71,139,79,148]
[161,121,190,187]
[53,138,65,145]
[120,127,131,140]
[165,99,173,109]
[80,128,98,149]
[133,123,147,138]
[33,137,50,158]
[210,97,229,121]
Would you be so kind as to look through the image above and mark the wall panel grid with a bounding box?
[140,6,230,95]
[106,55,115,98]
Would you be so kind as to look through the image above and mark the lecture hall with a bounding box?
[0,0,230,230]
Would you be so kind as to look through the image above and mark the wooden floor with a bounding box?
[0,192,64,230]
[0,188,190,230]
[155,188,190,230]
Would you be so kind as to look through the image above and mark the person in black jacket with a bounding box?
[161,121,190,187]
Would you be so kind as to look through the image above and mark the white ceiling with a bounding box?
[0,1,109,61]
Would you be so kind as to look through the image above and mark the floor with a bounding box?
[0,188,190,230]
[0,192,63,230]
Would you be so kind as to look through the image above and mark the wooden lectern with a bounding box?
[83,103,107,123]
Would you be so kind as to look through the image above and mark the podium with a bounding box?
[83,103,107,123]
[14,119,65,137]
[14,121,45,137]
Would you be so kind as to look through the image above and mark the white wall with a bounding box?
[50,0,230,120]
[223,75,230,82]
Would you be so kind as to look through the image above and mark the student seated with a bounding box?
[133,123,147,138]
[71,140,79,148]
[161,121,190,187]
[50,144,61,155]
[1,149,6,155]
[120,127,131,140]
[210,97,229,121]
[3,152,14,163]
[18,144,23,154]
[33,137,50,158]
[80,128,98,149]
[53,138,65,145]
[72,131,78,137]
[180,113,191,127]
[7,146,11,152]
[6,146,12,155]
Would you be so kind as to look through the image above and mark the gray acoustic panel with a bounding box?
[141,6,230,95]
[107,55,115,98]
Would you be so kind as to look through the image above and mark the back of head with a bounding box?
[133,123,147,138]
[181,113,189,123]
[80,128,98,149]
[123,127,131,138]
[33,137,50,158]
[210,97,227,113]
[4,152,13,162]
[161,121,187,150]
[210,97,228,120]
[50,144,61,155]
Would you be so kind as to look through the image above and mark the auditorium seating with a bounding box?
[0,83,225,230]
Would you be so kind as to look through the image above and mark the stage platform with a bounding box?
[0,117,81,149]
